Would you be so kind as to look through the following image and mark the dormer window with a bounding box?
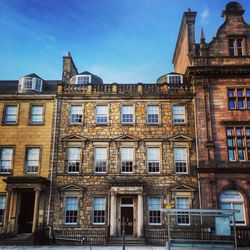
[77,75,91,84]
[19,74,43,93]
[167,74,183,84]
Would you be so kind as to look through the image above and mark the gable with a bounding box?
[59,184,85,191]
[170,184,196,192]
[114,135,139,142]
[167,135,193,142]
[61,134,87,142]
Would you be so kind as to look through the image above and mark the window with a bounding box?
[35,79,42,91]
[228,88,250,110]
[0,195,6,225]
[24,77,33,89]
[176,197,190,225]
[94,147,107,173]
[220,190,245,225]
[147,105,159,124]
[229,38,244,56]
[173,106,185,124]
[64,197,78,225]
[147,147,160,173]
[77,75,91,84]
[93,197,106,224]
[148,197,161,225]
[30,105,44,124]
[70,105,83,124]
[26,147,40,173]
[4,105,17,124]
[121,105,134,124]
[96,105,108,124]
[226,127,250,161]
[174,148,188,174]
[121,147,134,173]
[67,147,81,173]
[0,148,13,174]
[167,75,183,84]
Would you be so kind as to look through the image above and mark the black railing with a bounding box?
[51,227,109,246]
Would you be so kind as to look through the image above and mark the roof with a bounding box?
[23,73,43,79]
[0,80,59,95]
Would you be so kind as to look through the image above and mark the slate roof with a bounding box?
[0,80,60,94]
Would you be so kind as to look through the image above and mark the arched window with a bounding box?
[220,190,245,225]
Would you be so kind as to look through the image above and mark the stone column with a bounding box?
[32,188,41,233]
[3,188,12,233]
[137,194,143,237]
[110,192,117,236]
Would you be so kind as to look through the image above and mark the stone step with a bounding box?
[108,237,146,246]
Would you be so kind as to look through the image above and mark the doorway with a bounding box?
[18,191,35,233]
[120,197,134,235]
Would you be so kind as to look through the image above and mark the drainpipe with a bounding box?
[193,96,203,226]
[47,97,58,226]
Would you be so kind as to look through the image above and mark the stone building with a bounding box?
[0,75,57,234]
[173,1,250,227]
[49,53,198,241]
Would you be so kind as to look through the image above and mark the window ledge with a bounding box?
[61,224,80,228]
[28,123,45,126]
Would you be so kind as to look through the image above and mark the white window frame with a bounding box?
[167,74,183,84]
[174,147,188,174]
[67,147,81,174]
[25,147,40,174]
[0,147,14,174]
[120,147,134,174]
[76,75,91,84]
[93,197,106,225]
[94,147,108,173]
[22,77,43,92]
[64,197,79,225]
[96,105,109,124]
[173,105,186,125]
[147,105,159,124]
[0,194,6,225]
[70,105,83,124]
[176,197,191,226]
[30,105,44,124]
[4,105,17,124]
[121,105,134,124]
[147,147,160,173]
[148,197,161,225]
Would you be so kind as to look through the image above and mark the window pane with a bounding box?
[226,128,234,136]
[0,195,6,224]
[0,148,13,173]
[238,149,245,161]
[95,148,107,173]
[70,105,83,123]
[5,106,17,123]
[237,39,243,56]
[26,148,40,173]
[237,89,244,97]
[227,138,234,147]
[147,106,159,124]
[122,105,133,123]
[31,106,43,123]
[229,99,236,109]
[228,149,236,161]
[238,99,245,109]
[173,106,185,124]
[234,204,244,224]
[228,90,235,97]
[229,39,235,56]
[96,105,108,124]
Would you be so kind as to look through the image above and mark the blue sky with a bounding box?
[0,0,249,83]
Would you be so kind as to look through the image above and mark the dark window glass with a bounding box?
[228,90,235,97]
[229,99,236,109]
[229,39,235,56]
[237,39,243,56]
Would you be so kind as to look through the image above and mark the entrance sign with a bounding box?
[215,217,231,236]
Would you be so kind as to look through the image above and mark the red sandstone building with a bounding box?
[173,1,250,227]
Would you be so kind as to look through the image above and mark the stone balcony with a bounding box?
[57,83,193,97]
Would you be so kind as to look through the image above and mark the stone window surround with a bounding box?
[0,145,15,175]
[69,103,84,125]
[121,104,135,125]
[119,142,136,174]
[228,36,246,57]
[172,141,190,175]
[172,104,187,125]
[93,142,109,174]
[146,104,161,125]
[2,104,19,126]
[147,196,162,226]
[145,142,162,174]
[28,103,45,125]
[24,145,42,175]
[91,196,107,226]
[95,104,110,125]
